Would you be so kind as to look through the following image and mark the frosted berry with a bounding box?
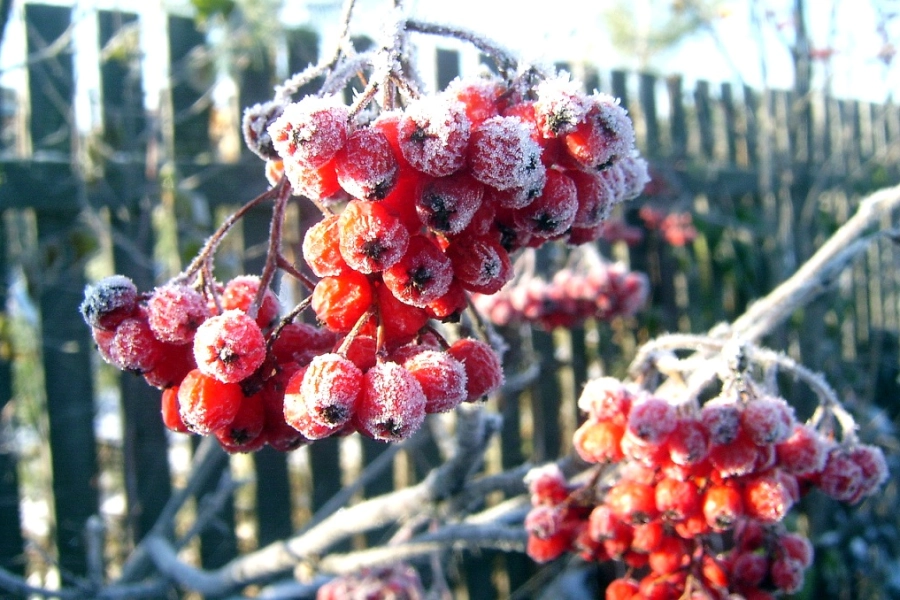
[311,270,374,332]
[382,235,454,308]
[626,396,677,446]
[143,342,196,389]
[770,556,805,594]
[446,76,505,124]
[242,100,284,160]
[147,283,209,344]
[303,215,349,277]
[403,349,468,413]
[177,368,244,435]
[533,75,593,138]
[417,173,484,235]
[109,314,166,373]
[334,128,399,200]
[849,444,889,501]
[374,282,429,346]
[818,447,864,502]
[526,463,569,505]
[562,94,635,169]
[468,116,546,192]
[445,235,513,294]
[569,169,615,228]
[743,472,794,523]
[398,95,470,177]
[297,353,363,428]
[666,417,710,466]
[215,392,266,453]
[80,275,139,331]
[513,169,578,239]
[282,366,345,440]
[354,361,426,442]
[654,477,701,522]
[338,199,410,273]
[607,480,658,524]
[193,310,267,383]
[577,377,633,422]
[775,423,828,476]
[741,395,795,445]
[268,95,349,168]
[700,397,742,445]
[283,158,343,201]
[221,275,281,329]
[708,430,759,478]
[447,338,504,401]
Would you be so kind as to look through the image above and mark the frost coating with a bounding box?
[398,95,471,177]
[269,95,350,168]
[417,174,484,234]
[300,353,363,427]
[356,362,426,441]
[382,236,454,307]
[469,116,546,192]
[147,283,210,344]
[79,275,138,330]
[533,74,593,137]
[403,349,468,413]
[193,310,267,384]
[338,200,410,273]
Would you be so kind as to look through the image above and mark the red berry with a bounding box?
[770,556,805,594]
[666,417,710,466]
[732,551,769,587]
[270,322,334,366]
[445,235,513,294]
[283,158,343,201]
[743,472,795,523]
[215,392,266,453]
[630,520,664,554]
[626,397,677,446]
[342,334,377,371]
[524,504,564,539]
[818,446,864,502]
[513,169,578,239]
[221,275,281,329]
[282,366,345,440]
[577,377,633,422]
[311,270,374,333]
[569,168,616,228]
[297,353,363,428]
[848,444,889,501]
[398,96,470,177]
[403,349,468,413]
[109,313,166,373]
[334,128,399,200]
[533,75,593,138]
[446,77,505,125]
[177,368,244,435]
[417,173,484,235]
[741,395,795,445]
[447,338,504,401]
[647,535,689,575]
[338,199,410,273]
[374,282,429,347]
[80,275,139,331]
[700,397,742,445]
[526,530,570,563]
[605,578,640,600]
[354,361,426,442]
[468,116,546,192]
[143,342,196,389]
[525,463,569,505]
[606,480,659,524]
[702,484,744,531]
[562,94,635,169]
[425,278,468,322]
[269,95,349,168]
[193,310,267,383]
[303,215,349,277]
[654,477,701,522]
[161,386,189,433]
[382,235,454,307]
[147,283,210,344]
[573,419,625,464]
[775,424,828,476]
[708,430,759,478]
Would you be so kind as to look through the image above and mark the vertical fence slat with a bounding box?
[639,73,659,156]
[26,4,99,577]
[721,83,739,165]
[694,81,715,160]
[0,216,25,575]
[24,4,74,155]
[36,212,99,576]
[168,16,211,161]
[666,75,687,159]
[99,9,173,544]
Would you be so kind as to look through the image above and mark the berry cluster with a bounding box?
[81,271,503,451]
[471,261,648,330]
[524,376,888,598]
[316,564,424,600]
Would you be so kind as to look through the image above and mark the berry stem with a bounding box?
[251,179,293,320]
[275,254,316,291]
[176,179,286,285]
[404,19,523,78]
[266,295,314,352]
[336,305,377,357]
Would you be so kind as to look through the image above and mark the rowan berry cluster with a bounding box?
[524,372,888,598]
[471,259,648,330]
[83,40,650,451]
[316,564,424,600]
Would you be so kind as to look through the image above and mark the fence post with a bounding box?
[0,215,24,575]
[98,9,173,544]
[26,4,100,577]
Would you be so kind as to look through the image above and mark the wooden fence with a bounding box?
[0,2,899,597]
